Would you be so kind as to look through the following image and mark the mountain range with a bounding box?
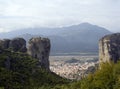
[0,22,112,54]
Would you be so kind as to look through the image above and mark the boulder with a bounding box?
[27,37,51,70]
[99,33,120,63]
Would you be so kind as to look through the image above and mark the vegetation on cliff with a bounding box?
[1,48,120,89]
[0,48,69,89]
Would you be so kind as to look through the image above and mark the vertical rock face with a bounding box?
[0,38,27,52]
[0,37,51,71]
[99,33,120,63]
[9,38,27,52]
[0,39,11,49]
[27,37,50,70]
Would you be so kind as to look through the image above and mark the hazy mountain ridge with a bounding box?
[0,23,112,53]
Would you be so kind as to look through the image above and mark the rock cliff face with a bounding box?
[0,37,51,71]
[9,38,27,52]
[0,39,10,49]
[27,37,50,70]
[0,38,27,52]
[99,33,120,63]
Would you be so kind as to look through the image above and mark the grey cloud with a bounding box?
[0,0,120,32]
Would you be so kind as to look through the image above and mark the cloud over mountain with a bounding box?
[0,0,120,32]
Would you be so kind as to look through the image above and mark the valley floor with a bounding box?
[49,54,98,80]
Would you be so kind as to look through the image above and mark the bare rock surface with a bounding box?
[27,37,51,70]
[0,39,10,49]
[99,33,120,63]
[0,38,27,52]
[9,38,27,52]
[0,37,51,71]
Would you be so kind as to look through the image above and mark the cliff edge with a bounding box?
[99,33,120,63]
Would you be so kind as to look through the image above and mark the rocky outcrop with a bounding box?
[0,38,27,52]
[9,38,27,52]
[0,37,51,71]
[0,39,10,49]
[99,33,120,63]
[27,37,50,70]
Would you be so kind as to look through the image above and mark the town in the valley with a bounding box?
[49,55,99,80]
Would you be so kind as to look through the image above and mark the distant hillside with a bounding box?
[0,23,112,54]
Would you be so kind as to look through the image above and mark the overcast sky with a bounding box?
[0,0,120,32]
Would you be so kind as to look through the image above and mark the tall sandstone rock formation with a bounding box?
[27,37,50,70]
[9,38,27,52]
[99,33,120,63]
[0,37,51,71]
[0,38,27,70]
[0,39,10,49]
[0,38,27,52]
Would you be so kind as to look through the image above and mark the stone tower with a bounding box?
[99,33,120,63]
[27,37,51,70]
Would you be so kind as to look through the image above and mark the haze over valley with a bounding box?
[0,22,112,54]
